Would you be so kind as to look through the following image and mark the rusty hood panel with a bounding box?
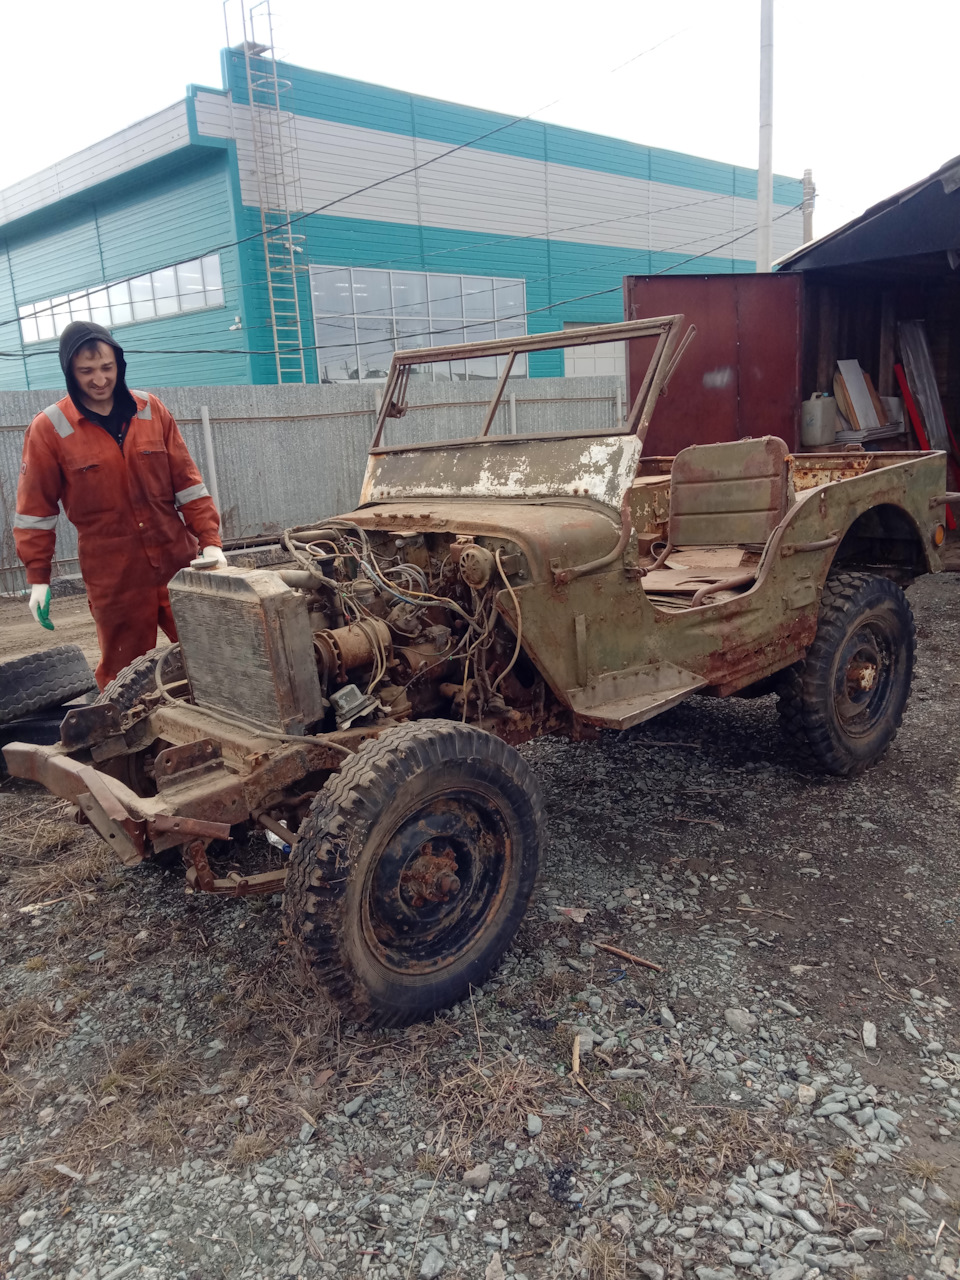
[343,499,623,582]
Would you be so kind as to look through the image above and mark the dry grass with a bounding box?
[432,1053,554,1142]
[226,1129,273,1167]
[5,843,115,905]
[0,1171,27,1205]
[902,1155,946,1185]
[626,1095,809,1206]
[831,1145,860,1177]
[0,799,80,865]
[0,996,73,1065]
[578,1232,630,1280]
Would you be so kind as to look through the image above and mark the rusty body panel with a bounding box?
[1,319,948,925]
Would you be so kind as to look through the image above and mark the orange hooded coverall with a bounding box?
[14,392,221,689]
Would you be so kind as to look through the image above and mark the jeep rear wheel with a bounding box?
[283,720,543,1026]
[777,571,915,775]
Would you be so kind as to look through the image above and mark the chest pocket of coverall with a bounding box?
[136,443,174,504]
[63,458,113,522]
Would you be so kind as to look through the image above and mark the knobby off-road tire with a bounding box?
[776,571,915,776]
[284,719,543,1027]
[0,645,97,726]
[95,645,186,715]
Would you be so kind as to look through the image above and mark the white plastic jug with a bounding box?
[801,394,838,447]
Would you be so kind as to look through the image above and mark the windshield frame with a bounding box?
[370,315,685,452]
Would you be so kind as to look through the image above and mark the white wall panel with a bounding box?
[0,103,190,226]
[196,103,802,263]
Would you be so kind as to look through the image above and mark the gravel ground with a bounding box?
[2,571,960,1280]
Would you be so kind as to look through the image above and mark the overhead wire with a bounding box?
[0,202,802,362]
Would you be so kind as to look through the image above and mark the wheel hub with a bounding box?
[400,844,462,907]
[362,790,512,972]
[846,655,879,693]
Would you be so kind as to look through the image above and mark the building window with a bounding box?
[310,266,527,382]
[562,322,627,380]
[17,254,224,344]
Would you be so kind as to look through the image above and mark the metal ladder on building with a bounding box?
[232,1,306,383]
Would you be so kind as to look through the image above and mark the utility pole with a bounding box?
[756,0,774,272]
[802,168,816,242]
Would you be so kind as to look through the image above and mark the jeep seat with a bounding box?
[641,436,790,608]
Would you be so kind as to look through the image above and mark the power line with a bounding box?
[0,204,801,362]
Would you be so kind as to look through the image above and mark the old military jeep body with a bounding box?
[4,316,948,1025]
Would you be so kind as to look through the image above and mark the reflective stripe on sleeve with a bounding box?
[129,391,152,420]
[14,512,58,530]
[175,482,210,507]
[43,404,73,438]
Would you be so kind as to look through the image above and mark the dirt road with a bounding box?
[0,594,100,669]
[1,573,959,1280]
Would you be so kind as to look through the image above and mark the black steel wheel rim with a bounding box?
[361,786,512,974]
[832,618,895,737]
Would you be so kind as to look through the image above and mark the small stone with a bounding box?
[818,1252,864,1270]
[724,1009,758,1035]
[814,1101,847,1117]
[463,1163,492,1188]
[903,1015,922,1043]
[875,1106,902,1127]
[772,998,801,1016]
[17,1210,37,1228]
[484,1254,505,1280]
[780,1170,801,1196]
[660,1006,677,1028]
[849,1227,884,1245]
[343,1095,365,1118]
[897,1195,930,1218]
[754,1190,787,1215]
[728,1253,755,1268]
[529,1211,547,1227]
[420,1246,446,1278]
[722,1219,745,1239]
[862,1021,877,1049]
[793,1208,821,1232]
[769,1265,805,1280]
[610,1172,632,1188]
[527,1114,542,1137]
[797,1083,816,1105]
[610,1210,632,1236]
[637,1264,664,1280]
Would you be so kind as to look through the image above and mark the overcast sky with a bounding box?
[6,0,958,241]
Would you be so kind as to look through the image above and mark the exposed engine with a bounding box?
[167,519,543,740]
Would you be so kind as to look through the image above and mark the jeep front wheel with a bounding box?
[777,571,915,775]
[283,720,543,1026]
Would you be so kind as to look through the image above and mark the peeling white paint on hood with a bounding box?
[362,434,642,510]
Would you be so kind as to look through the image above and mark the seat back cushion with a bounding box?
[668,435,789,547]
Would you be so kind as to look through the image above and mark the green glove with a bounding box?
[29,583,55,631]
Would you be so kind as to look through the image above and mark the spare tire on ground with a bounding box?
[0,645,97,727]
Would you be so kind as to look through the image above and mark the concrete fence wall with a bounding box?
[0,375,625,594]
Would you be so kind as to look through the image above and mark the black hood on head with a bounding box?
[59,321,137,423]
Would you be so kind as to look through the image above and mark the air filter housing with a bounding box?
[168,566,324,735]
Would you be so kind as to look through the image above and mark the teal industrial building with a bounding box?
[0,47,804,390]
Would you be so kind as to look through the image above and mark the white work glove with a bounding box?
[29,583,54,630]
[199,546,228,568]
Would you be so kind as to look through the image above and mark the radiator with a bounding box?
[168,566,324,735]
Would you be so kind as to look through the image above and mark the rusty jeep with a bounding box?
[3,316,949,1025]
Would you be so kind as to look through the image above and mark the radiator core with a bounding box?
[168,566,324,735]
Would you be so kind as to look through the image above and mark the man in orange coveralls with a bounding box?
[14,320,225,689]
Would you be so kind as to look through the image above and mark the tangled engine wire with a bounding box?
[281,521,524,717]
